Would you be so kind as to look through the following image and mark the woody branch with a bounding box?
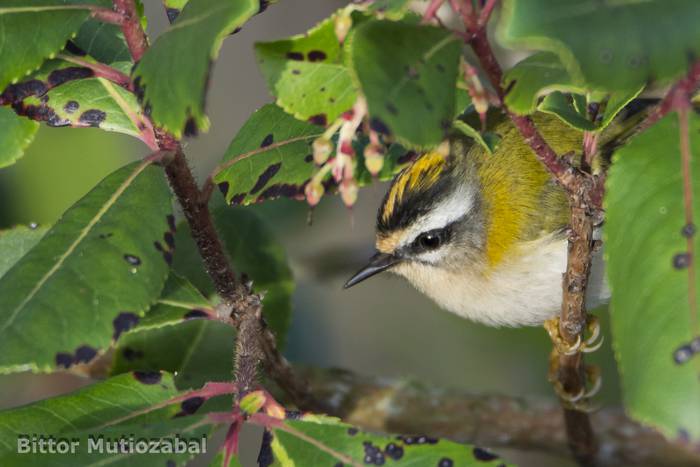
[111,0,320,410]
[438,0,599,464]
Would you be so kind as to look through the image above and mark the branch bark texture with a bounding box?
[447,2,599,463]
[113,0,315,406]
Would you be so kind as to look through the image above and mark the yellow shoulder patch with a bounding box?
[381,151,447,223]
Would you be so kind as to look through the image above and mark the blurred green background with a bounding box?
[0,2,619,466]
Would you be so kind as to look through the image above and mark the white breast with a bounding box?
[393,234,609,327]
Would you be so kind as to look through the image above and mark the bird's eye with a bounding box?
[417,231,442,250]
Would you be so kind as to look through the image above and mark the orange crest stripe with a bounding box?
[381,151,447,223]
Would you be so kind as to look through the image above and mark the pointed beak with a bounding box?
[344,252,402,289]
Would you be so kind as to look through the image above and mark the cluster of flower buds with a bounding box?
[305,98,368,208]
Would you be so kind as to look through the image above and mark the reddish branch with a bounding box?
[89,6,125,25]
[442,1,599,464]
[636,61,700,134]
[113,0,149,62]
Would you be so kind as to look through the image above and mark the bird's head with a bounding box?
[344,138,488,288]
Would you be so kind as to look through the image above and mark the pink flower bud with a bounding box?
[340,179,358,207]
[364,144,384,175]
[305,179,324,206]
[312,137,333,165]
[335,14,352,43]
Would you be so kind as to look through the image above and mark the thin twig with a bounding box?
[636,61,700,134]
[56,54,132,89]
[422,0,446,22]
[477,0,498,28]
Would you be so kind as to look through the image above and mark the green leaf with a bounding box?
[504,53,645,131]
[215,104,323,206]
[597,85,645,130]
[134,0,260,138]
[4,59,150,140]
[453,120,500,154]
[605,113,700,442]
[498,0,700,91]
[5,417,211,467]
[366,0,412,19]
[0,371,213,466]
[172,204,294,348]
[0,107,39,168]
[72,19,131,64]
[0,372,180,450]
[538,92,596,131]
[0,161,173,373]
[0,0,106,91]
[0,225,47,279]
[503,52,580,115]
[259,415,512,466]
[255,15,357,124]
[137,273,215,331]
[348,19,462,148]
[112,320,235,390]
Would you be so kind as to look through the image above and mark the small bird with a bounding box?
[344,114,611,328]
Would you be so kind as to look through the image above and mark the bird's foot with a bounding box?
[548,360,602,412]
[544,315,603,356]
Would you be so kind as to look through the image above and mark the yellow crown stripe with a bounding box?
[382,151,446,222]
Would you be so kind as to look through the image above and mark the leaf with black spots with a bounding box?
[214,104,323,206]
[134,0,260,138]
[251,414,512,466]
[255,15,357,123]
[498,0,700,91]
[112,319,235,390]
[0,0,107,91]
[0,161,172,373]
[605,113,700,442]
[0,108,39,169]
[7,58,152,142]
[171,203,294,349]
[348,20,462,148]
